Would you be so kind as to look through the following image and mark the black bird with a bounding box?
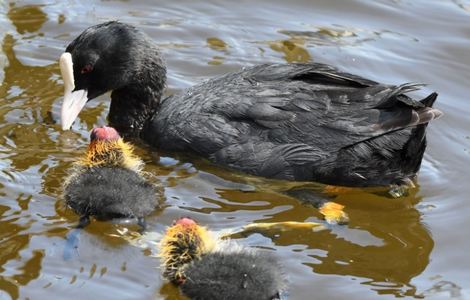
[59,21,442,187]
[160,217,286,300]
[63,126,157,229]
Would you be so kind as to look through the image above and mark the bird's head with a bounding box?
[76,126,143,172]
[60,21,166,130]
[159,217,215,284]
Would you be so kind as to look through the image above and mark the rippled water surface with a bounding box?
[0,0,469,299]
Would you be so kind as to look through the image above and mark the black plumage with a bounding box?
[60,21,442,187]
[181,250,285,300]
[64,166,156,221]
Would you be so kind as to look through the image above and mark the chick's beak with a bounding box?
[59,52,88,130]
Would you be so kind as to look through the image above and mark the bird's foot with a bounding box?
[319,201,349,225]
[323,185,354,194]
[388,178,415,198]
[241,221,324,232]
[77,215,90,228]
[64,228,81,260]
[137,217,147,233]
[221,221,324,239]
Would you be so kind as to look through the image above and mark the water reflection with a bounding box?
[7,4,48,34]
[278,27,362,47]
[0,33,62,171]
[0,205,27,299]
[275,26,417,50]
[266,25,377,63]
[0,5,69,299]
[269,38,312,63]
[207,37,228,65]
[223,188,433,298]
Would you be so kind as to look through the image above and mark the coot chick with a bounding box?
[63,126,157,229]
[59,21,442,187]
[160,217,286,300]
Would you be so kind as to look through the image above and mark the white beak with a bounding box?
[59,52,88,130]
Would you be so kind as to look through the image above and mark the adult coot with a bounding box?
[59,21,442,187]
[63,126,157,229]
[160,217,286,300]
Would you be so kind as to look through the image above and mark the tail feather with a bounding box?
[396,83,427,94]
[420,92,438,107]
[374,83,427,109]
[400,93,440,177]
[412,92,442,125]
[412,107,443,126]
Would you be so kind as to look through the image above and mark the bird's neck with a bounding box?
[108,58,166,137]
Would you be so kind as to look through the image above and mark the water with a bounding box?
[0,0,469,299]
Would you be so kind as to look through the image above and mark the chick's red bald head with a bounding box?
[90,126,120,142]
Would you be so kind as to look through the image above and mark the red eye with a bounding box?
[81,64,93,74]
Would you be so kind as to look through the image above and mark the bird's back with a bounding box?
[145,63,440,186]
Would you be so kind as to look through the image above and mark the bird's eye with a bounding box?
[81,64,93,74]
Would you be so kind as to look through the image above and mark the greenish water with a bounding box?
[0,1,469,299]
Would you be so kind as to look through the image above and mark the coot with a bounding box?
[59,21,442,187]
[160,217,286,300]
[63,126,157,229]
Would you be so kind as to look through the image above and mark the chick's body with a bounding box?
[63,127,157,227]
[160,218,286,300]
